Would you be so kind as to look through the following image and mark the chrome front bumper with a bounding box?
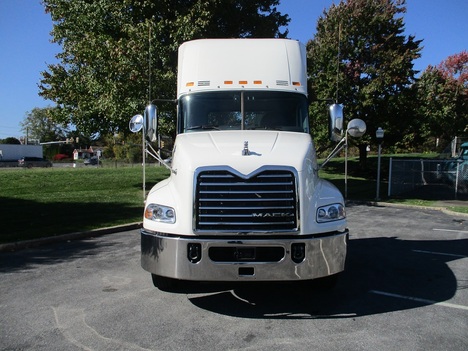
[141,230,349,281]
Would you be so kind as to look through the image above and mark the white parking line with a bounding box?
[412,249,467,258]
[433,228,468,234]
[369,290,468,311]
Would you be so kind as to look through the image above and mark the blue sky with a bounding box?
[1,0,467,139]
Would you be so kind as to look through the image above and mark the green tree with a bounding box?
[111,132,143,162]
[0,137,21,145]
[416,51,468,149]
[307,0,422,159]
[20,107,69,143]
[39,0,289,138]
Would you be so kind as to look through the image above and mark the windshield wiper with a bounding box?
[185,125,220,131]
[247,126,282,131]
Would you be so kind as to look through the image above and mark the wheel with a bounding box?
[151,274,178,291]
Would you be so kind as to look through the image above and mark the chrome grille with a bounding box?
[195,169,298,232]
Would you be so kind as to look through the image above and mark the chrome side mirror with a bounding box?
[129,103,158,142]
[144,104,158,142]
[329,104,344,142]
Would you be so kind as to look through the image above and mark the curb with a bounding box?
[346,200,468,218]
[0,223,142,253]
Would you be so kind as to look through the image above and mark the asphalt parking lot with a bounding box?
[1,204,467,350]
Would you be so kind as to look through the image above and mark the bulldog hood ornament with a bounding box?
[242,141,250,156]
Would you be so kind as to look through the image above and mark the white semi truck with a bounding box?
[129,38,365,290]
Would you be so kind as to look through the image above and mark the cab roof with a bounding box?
[177,39,307,97]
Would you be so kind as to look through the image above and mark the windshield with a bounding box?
[460,146,468,160]
[178,91,309,134]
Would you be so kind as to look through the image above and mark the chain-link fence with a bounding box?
[388,158,468,200]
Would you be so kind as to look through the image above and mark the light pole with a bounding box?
[129,114,146,202]
[375,127,384,201]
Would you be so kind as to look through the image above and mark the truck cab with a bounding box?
[135,39,355,290]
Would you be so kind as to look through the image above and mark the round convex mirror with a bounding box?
[347,118,366,138]
[129,114,144,133]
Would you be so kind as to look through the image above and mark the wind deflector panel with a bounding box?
[195,169,298,232]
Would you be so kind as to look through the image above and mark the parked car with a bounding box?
[18,157,53,168]
[84,156,101,166]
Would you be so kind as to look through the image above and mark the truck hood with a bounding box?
[172,131,314,175]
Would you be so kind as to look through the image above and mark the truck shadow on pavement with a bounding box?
[184,237,467,318]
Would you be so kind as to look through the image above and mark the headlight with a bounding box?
[316,203,345,223]
[145,204,176,223]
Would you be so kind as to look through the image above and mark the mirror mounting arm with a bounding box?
[146,143,176,174]
[319,136,347,170]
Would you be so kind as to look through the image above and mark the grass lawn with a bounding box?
[0,166,170,243]
[319,156,382,200]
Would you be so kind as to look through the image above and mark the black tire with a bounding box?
[151,274,178,291]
